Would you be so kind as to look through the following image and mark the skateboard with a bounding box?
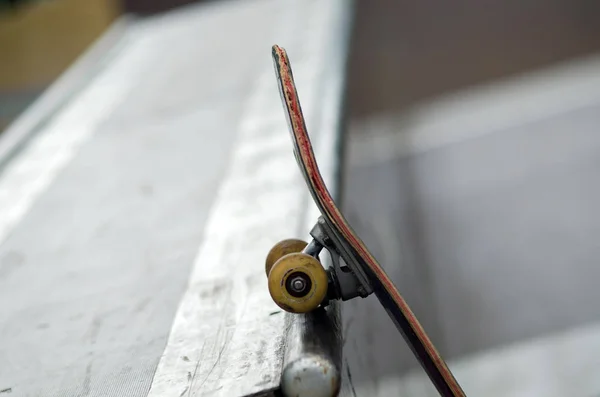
[266,45,466,397]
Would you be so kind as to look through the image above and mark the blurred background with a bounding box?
[2,0,600,395]
[0,0,118,130]
[3,0,600,129]
[342,1,600,395]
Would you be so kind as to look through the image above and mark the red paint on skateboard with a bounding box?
[272,45,466,397]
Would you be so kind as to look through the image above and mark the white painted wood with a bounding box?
[147,1,350,396]
[0,19,128,167]
[0,0,350,395]
[0,27,148,246]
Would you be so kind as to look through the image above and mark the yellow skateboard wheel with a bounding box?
[265,238,308,277]
[268,252,328,313]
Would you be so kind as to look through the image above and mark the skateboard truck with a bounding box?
[265,216,374,314]
[305,216,373,304]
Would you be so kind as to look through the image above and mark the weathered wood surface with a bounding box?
[147,1,351,395]
[0,0,351,396]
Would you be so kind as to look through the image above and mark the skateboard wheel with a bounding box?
[265,238,308,277]
[268,252,328,313]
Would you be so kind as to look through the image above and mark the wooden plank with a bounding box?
[0,0,352,396]
[0,17,128,168]
[146,1,352,396]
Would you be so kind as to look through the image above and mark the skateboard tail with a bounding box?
[271,46,303,155]
[373,282,463,396]
[272,45,336,215]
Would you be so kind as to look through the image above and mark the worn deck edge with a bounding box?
[279,2,354,397]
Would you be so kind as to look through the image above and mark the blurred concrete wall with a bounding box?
[347,0,600,117]
[341,1,600,392]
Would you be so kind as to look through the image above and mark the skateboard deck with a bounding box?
[269,45,465,397]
